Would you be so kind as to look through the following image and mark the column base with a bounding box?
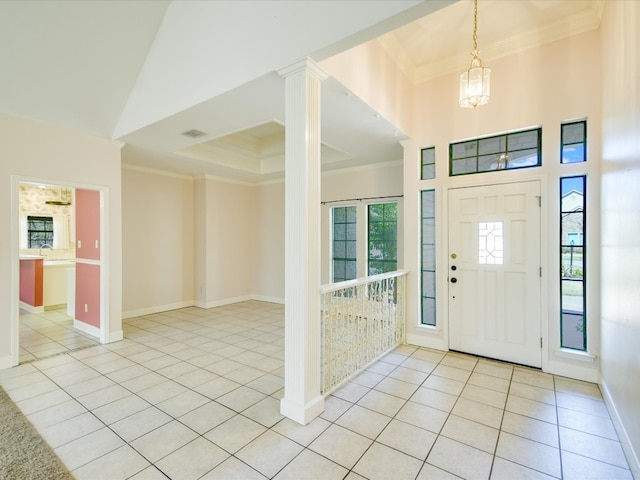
[280,394,325,426]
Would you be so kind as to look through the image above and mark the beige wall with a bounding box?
[196,176,256,306]
[0,114,122,368]
[121,166,194,316]
[600,0,640,474]
[120,163,403,308]
[320,40,414,138]
[253,181,285,301]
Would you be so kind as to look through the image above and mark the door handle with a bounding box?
[451,277,457,283]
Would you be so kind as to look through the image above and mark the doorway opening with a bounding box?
[14,179,105,365]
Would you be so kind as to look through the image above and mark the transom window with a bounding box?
[561,121,587,164]
[421,147,435,180]
[450,128,541,176]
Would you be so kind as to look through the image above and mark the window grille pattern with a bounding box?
[332,206,357,283]
[368,203,398,275]
[449,128,541,176]
[421,147,435,180]
[421,190,436,326]
[479,221,504,265]
[27,216,53,249]
[560,176,586,350]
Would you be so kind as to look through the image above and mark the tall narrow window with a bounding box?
[421,190,436,326]
[561,121,587,164]
[560,176,586,350]
[421,147,435,180]
[367,202,397,275]
[331,206,357,283]
[27,216,53,248]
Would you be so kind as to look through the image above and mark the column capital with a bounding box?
[277,57,329,82]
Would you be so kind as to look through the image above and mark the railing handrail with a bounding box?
[320,269,408,295]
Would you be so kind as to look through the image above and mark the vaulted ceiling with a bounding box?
[0,1,603,183]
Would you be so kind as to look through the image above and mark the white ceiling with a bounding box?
[0,0,603,184]
[0,0,170,138]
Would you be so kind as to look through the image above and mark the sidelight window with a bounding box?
[421,190,436,326]
[560,176,586,350]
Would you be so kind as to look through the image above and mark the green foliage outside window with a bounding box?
[368,203,397,275]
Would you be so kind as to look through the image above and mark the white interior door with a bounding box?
[448,181,542,367]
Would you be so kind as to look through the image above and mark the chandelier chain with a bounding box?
[473,0,478,52]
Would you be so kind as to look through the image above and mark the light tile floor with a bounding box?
[19,308,101,363]
[0,300,635,479]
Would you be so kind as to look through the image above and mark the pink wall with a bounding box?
[19,258,43,307]
[75,188,101,329]
[75,189,101,260]
[75,263,100,328]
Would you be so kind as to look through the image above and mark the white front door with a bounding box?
[448,181,542,367]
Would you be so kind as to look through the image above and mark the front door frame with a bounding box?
[443,174,549,371]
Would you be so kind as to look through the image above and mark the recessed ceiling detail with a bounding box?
[174,120,353,176]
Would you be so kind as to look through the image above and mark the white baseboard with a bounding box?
[600,376,640,479]
[546,357,599,383]
[19,301,44,314]
[123,295,284,319]
[0,355,15,371]
[195,294,253,310]
[251,295,284,305]
[406,332,448,352]
[74,320,100,339]
[122,301,195,319]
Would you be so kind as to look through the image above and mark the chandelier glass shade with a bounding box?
[459,0,491,108]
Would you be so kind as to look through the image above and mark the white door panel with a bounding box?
[448,181,541,367]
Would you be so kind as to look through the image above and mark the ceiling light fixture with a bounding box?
[459,0,491,108]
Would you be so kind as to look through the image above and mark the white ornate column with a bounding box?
[278,58,327,425]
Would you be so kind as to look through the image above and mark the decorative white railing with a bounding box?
[320,270,407,395]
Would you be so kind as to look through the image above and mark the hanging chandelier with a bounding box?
[459,0,491,108]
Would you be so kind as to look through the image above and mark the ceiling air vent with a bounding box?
[181,129,207,138]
